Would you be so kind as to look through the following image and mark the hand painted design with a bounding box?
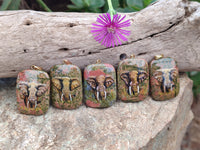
[120,70,148,95]
[18,82,48,108]
[153,68,178,93]
[52,77,81,102]
[87,75,114,101]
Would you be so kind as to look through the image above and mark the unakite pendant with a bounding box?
[16,65,50,115]
[84,60,116,108]
[150,55,179,100]
[50,60,83,109]
[118,54,149,102]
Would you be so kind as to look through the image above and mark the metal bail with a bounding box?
[63,60,72,65]
[96,59,101,64]
[154,54,164,60]
[31,65,43,71]
[130,54,135,59]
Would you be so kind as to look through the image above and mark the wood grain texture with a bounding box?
[0,0,200,78]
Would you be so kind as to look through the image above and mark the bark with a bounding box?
[0,0,199,78]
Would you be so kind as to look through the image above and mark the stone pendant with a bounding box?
[150,55,180,100]
[50,60,83,109]
[84,59,116,108]
[16,65,50,115]
[118,54,149,102]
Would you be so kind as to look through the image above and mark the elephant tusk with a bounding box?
[163,84,166,93]
[129,86,132,95]
[97,91,99,101]
[104,91,107,100]
[171,84,173,91]
[69,94,72,101]
[27,101,29,108]
[35,101,37,108]
[61,93,63,101]
[137,86,139,93]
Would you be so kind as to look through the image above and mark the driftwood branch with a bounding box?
[0,0,200,78]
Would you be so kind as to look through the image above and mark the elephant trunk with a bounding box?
[28,89,38,105]
[163,82,174,92]
[96,85,106,100]
[62,89,72,102]
[129,81,139,95]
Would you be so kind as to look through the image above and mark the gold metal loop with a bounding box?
[130,54,135,59]
[96,59,101,64]
[63,60,72,65]
[154,54,164,60]
[31,65,43,71]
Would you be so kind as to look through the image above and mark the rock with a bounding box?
[0,75,193,150]
[181,94,200,150]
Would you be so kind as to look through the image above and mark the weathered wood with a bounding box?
[0,0,199,78]
[0,75,193,149]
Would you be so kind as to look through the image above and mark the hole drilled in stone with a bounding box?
[120,53,127,60]
[24,49,28,53]
[88,52,92,54]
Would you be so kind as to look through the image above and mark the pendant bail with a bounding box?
[130,54,135,59]
[154,54,164,60]
[96,59,101,64]
[31,65,43,71]
[63,60,72,65]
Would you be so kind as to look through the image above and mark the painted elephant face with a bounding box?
[153,68,178,93]
[120,70,148,95]
[18,82,47,108]
[52,77,80,102]
[87,75,114,101]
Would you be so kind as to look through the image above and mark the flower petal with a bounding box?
[116,30,128,41]
[117,29,131,36]
[97,18,107,25]
[91,13,131,48]
[92,23,105,27]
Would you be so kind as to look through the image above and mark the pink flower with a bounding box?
[91,13,131,48]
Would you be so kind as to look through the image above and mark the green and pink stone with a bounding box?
[150,55,180,101]
[84,60,117,108]
[118,55,149,102]
[50,60,83,109]
[16,66,50,115]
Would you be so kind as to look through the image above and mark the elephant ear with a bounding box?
[52,78,62,90]
[87,77,97,90]
[138,71,148,83]
[105,75,114,88]
[120,72,129,85]
[18,82,28,96]
[36,84,47,96]
[70,79,81,91]
[170,69,178,81]
[153,71,163,83]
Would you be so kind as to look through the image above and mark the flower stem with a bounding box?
[36,0,52,12]
[107,0,116,21]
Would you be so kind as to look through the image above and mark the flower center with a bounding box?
[107,26,116,34]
